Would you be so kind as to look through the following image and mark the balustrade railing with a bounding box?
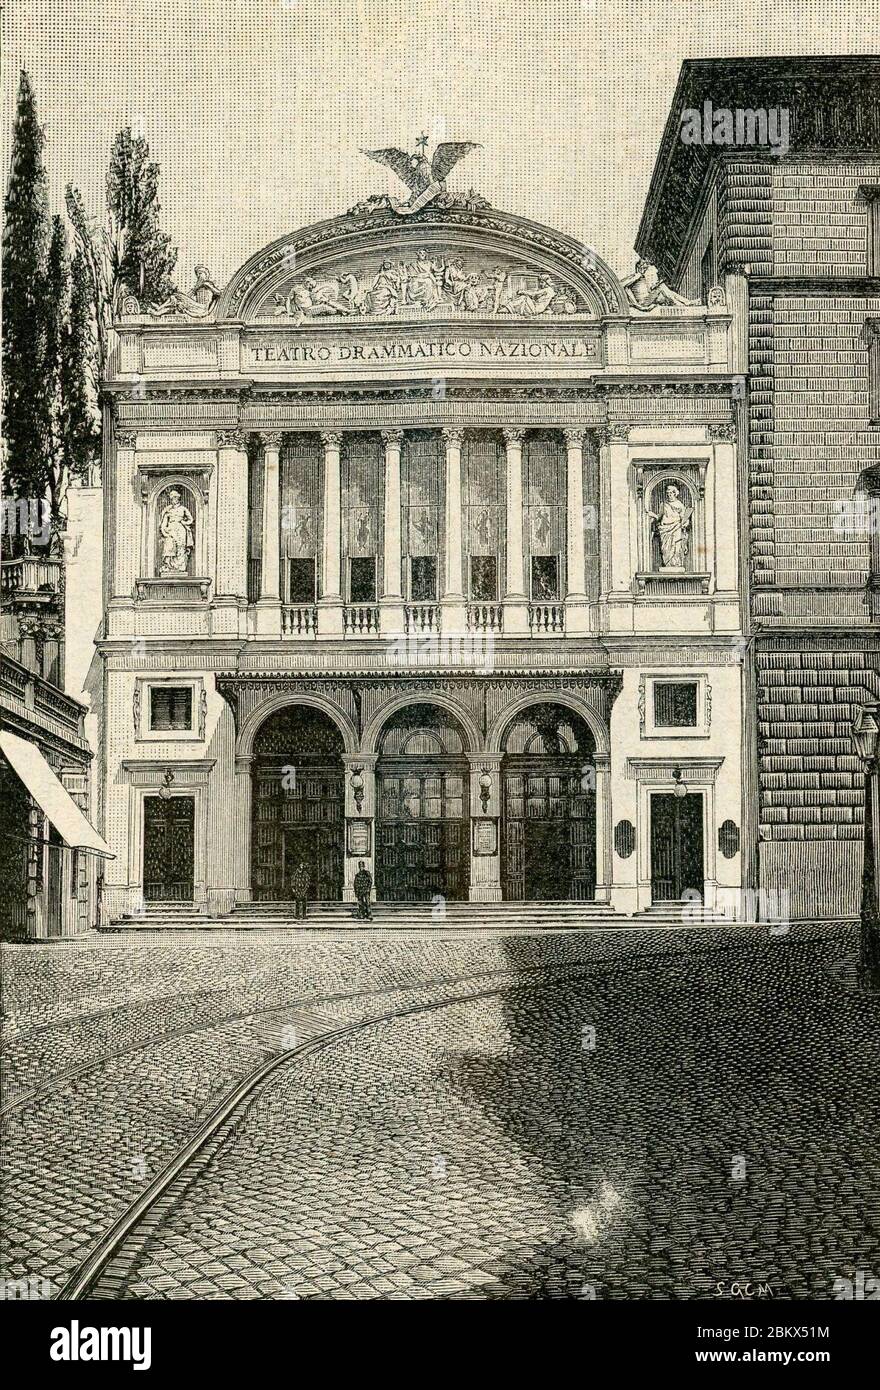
[404,602,441,634]
[1,556,62,597]
[528,602,565,633]
[343,604,380,635]
[467,603,504,633]
[281,604,318,636]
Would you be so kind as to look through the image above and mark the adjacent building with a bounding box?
[637,55,880,921]
[0,546,111,939]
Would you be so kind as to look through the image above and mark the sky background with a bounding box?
[3,0,878,289]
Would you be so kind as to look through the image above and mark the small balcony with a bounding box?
[1,555,63,602]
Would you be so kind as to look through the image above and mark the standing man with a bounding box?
[291,859,311,921]
[353,860,373,922]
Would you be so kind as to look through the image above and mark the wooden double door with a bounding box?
[251,762,344,901]
[143,794,195,901]
[503,760,596,900]
[376,762,469,902]
[650,792,704,901]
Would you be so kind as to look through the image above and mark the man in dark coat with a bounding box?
[353,860,373,922]
[290,859,311,920]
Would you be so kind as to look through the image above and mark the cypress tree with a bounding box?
[2,71,53,535]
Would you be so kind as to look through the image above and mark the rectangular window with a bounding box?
[410,556,437,601]
[531,554,559,601]
[350,556,377,602]
[470,555,498,601]
[150,686,193,732]
[288,558,316,604]
[654,681,698,728]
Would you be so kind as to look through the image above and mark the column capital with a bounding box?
[260,430,284,450]
[216,429,250,451]
[563,428,586,448]
[442,427,465,447]
[116,431,137,449]
[707,422,737,443]
[320,431,343,449]
[381,428,404,446]
[596,421,631,446]
[502,427,525,446]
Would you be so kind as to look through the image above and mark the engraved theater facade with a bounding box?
[99,200,747,918]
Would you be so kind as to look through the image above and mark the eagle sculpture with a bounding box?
[361,138,481,215]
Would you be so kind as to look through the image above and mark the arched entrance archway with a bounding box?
[501,702,596,900]
[251,705,345,901]
[376,703,470,902]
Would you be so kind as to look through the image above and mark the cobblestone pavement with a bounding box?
[2,923,878,1299]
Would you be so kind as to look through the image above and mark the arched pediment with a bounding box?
[217,206,625,325]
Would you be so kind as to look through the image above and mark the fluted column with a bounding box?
[321,431,342,599]
[380,429,405,635]
[443,429,464,597]
[319,431,344,636]
[503,428,528,635]
[442,428,466,632]
[564,428,590,635]
[258,431,282,602]
[215,430,249,630]
[253,431,282,636]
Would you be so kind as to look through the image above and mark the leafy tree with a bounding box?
[44,215,70,519]
[66,127,178,456]
[2,71,53,530]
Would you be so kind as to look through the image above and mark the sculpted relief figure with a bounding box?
[648,483,692,569]
[270,253,584,322]
[148,265,221,318]
[158,489,195,575]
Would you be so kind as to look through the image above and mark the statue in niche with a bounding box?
[158,488,195,574]
[648,483,692,570]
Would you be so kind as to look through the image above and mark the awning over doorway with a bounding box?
[0,730,113,857]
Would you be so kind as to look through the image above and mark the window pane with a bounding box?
[470,555,497,601]
[531,554,559,600]
[289,558,316,603]
[654,682,698,727]
[350,557,377,602]
[411,556,437,601]
[150,686,193,731]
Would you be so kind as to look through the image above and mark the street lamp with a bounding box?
[851,702,880,990]
[478,768,493,814]
[350,765,365,814]
[672,767,687,798]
